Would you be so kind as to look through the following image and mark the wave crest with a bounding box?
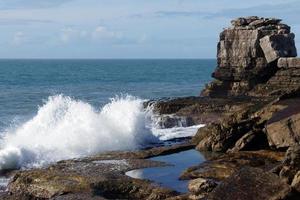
[0,95,157,170]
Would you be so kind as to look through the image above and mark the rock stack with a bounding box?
[202,16,297,97]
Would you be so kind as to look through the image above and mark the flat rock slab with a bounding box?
[180,150,284,181]
[278,57,300,68]
[266,98,300,149]
[6,144,195,199]
[207,167,291,200]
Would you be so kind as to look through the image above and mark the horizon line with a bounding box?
[0,58,216,60]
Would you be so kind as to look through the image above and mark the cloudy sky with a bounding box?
[0,0,299,58]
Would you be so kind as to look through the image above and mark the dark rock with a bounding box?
[228,130,269,152]
[278,145,300,183]
[249,18,282,28]
[180,150,284,181]
[193,100,271,152]
[206,167,292,200]
[260,33,297,63]
[291,171,300,193]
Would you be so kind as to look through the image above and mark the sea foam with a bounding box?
[0,95,157,170]
[0,95,203,170]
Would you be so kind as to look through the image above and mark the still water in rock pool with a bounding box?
[126,149,205,193]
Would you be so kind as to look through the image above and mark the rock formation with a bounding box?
[202,16,297,97]
[154,16,300,199]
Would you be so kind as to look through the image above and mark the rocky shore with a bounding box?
[3,16,300,199]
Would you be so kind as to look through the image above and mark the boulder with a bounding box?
[266,112,300,149]
[188,178,217,199]
[260,33,297,63]
[207,167,292,200]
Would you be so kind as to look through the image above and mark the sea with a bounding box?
[0,59,215,170]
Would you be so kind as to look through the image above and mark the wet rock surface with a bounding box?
[5,144,197,200]
[207,167,292,200]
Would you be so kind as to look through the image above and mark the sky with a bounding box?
[0,0,299,58]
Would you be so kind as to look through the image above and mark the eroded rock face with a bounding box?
[202,16,297,98]
[260,34,297,63]
[207,167,292,200]
[266,112,300,149]
[278,145,300,183]
[188,178,217,199]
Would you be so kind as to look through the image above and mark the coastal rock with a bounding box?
[260,33,297,63]
[266,113,300,149]
[193,102,268,152]
[188,178,217,199]
[228,130,268,152]
[266,105,300,149]
[202,16,297,97]
[180,150,284,181]
[7,144,195,199]
[291,171,300,193]
[278,145,300,183]
[278,57,300,68]
[206,167,292,200]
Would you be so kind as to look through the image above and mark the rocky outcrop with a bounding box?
[188,178,217,200]
[207,167,292,200]
[5,144,198,199]
[266,111,300,149]
[202,16,297,98]
[180,150,284,181]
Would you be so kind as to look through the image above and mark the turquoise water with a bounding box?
[126,149,205,193]
[0,59,215,130]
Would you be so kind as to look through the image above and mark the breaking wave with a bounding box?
[0,95,203,170]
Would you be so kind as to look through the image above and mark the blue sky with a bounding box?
[0,0,299,58]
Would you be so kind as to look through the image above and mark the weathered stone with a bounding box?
[278,57,300,68]
[181,151,284,181]
[7,144,193,199]
[231,17,248,27]
[202,16,297,98]
[207,167,292,200]
[260,33,297,63]
[228,130,268,152]
[188,178,217,196]
[249,18,282,28]
[266,112,300,149]
[277,145,300,184]
[291,171,300,193]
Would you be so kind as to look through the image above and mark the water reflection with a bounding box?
[126,149,204,193]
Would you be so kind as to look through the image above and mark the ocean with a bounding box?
[0,59,215,170]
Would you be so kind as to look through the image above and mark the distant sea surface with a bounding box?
[0,59,215,170]
[0,59,215,129]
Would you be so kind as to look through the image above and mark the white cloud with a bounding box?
[12,31,25,45]
[60,27,87,43]
[91,26,122,40]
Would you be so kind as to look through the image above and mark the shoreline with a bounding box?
[2,16,300,199]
